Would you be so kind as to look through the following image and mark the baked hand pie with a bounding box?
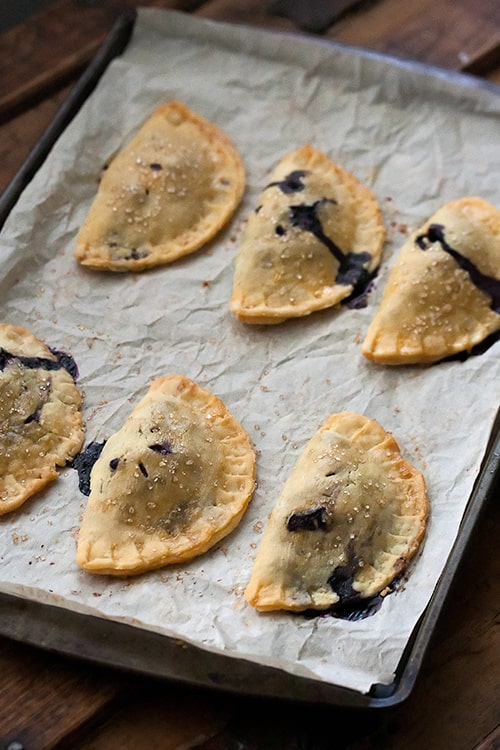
[230,145,385,323]
[362,197,500,364]
[76,375,256,575]
[74,101,245,272]
[245,412,428,612]
[0,324,84,515]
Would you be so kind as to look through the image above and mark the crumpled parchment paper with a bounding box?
[0,8,499,694]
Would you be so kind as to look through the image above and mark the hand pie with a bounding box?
[0,324,84,515]
[362,197,500,364]
[74,101,245,272]
[76,375,256,575]
[230,145,385,323]
[245,412,428,612]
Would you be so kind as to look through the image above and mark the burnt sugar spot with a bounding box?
[416,223,500,313]
[267,170,308,194]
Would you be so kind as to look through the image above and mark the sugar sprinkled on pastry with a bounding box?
[245,412,428,612]
[230,145,385,323]
[362,197,500,364]
[74,101,245,272]
[0,324,84,515]
[76,375,256,575]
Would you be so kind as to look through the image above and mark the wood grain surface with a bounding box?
[0,1,499,748]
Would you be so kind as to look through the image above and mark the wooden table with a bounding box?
[0,2,499,747]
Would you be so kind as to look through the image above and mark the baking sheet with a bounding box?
[0,8,499,697]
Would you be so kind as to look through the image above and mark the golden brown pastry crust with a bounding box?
[74,101,245,272]
[230,145,385,323]
[0,324,84,515]
[245,412,428,612]
[362,197,500,364]
[76,375,256,575]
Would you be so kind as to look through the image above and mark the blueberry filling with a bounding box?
[275,224,286,236]
[149,441,173,455]
[138,462,148,477]
[300,545,387,622]
[0,347,78,381]
[286,506,328,531]
[69,441,106,496]
[127,248,149,261]
[288,199,373,293]
[23,379,52,424]
[49,348,79,381]
[341,275,377,310]
[24,409,42,424]
[150,163,162,171]
[302,592,385,622]
[107,240,149,262]
[267,169,308,194]
[109,457,120,471]
[327,558,361,603]
[416,223,500,313]
[0,349,11,370]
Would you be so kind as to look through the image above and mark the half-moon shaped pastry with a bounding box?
[245,412,428,612]
[362,197,500,364]
[74,101,245,272]
[0,324,84,515]
[230,145,385,323]
[76,375,256,575]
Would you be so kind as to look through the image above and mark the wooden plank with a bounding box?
[0,86,71,194]
[197,0,500,75]
[2,0,498,125]
[0,0,203,121]
[460,33,500,76]
[70,684,228,750]
[268,0,372,33]
[194,0,295,30]
[473,725,500,750]
[487,68,500,84]
[0,638,119,749]
[327,0,500,72]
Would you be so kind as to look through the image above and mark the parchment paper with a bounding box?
[0,9,499,694]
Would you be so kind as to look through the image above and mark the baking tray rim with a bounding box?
[0,8,499,709]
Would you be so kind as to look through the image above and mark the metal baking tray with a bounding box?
[0,10,499,708]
